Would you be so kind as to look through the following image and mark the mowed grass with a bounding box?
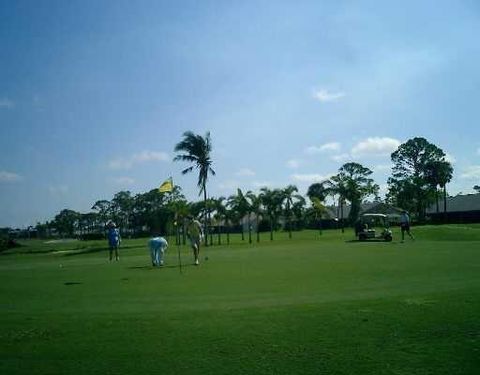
[1,226,479,374]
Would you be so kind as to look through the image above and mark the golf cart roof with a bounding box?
[361,213,387,218]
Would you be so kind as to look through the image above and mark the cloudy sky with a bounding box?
[1,0,480,227]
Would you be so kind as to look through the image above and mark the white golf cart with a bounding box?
[355,213,393,242]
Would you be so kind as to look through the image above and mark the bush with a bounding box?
[0,237,21,253]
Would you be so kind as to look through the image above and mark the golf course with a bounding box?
[1,225,479,374]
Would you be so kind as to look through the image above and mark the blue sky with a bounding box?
[1,0,480,227]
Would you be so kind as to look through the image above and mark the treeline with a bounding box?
[26,136,458,241]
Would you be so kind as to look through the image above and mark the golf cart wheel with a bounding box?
[359,234,366,241]
[385,235,392,242]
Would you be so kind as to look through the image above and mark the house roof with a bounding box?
[326,202,403,219]
[426,193,480,214]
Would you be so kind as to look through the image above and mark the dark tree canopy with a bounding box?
[387,137,452,220]
[306,182,329,202]
[330,162,379,224]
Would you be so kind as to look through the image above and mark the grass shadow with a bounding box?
[62,244,143,257]
[64,282,83,286]
[127,264,196,270]
[345,239,394,243]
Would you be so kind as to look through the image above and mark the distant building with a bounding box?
[426,193,480,223]
[327,202,403,224]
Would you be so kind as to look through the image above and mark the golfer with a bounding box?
[148,236,168,267]
[186,216,203,265]
[106,221,121,261]
[400,211,415,242]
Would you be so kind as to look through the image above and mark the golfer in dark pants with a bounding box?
[400,211,414,242]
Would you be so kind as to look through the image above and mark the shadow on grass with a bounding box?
[64,282,82,286]
[128,264,196,270]
[62,244,142,257]
[345,239,394,243]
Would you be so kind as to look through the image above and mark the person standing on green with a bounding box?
[400,211,415,242]
[106,221,121,261]
[186,216,203,265]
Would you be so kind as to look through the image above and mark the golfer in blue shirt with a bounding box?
[106,221,121,261]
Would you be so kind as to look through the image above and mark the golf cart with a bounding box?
[355,213,392,242]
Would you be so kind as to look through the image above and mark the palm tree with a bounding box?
[329,163,379,231]
[259,187,284,241]
[282,185,302,239]
[246,191,263,243]
[227,189,250,242]
[212,197,227,245]
[425,160,453,222]
[174,131,215,246]
[307,181,330,234]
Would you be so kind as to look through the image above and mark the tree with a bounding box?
[388,137,450,221]
[53,209,80,237]
[307,181,330,234]
[425,160,453,218]
[246,191,263,242]
[282,185,302,239]
[167,196,190,245]
[91,200,112,225]
[212,197,227,245]
[259,187,284,241]
[310,197,328,235]
[174,131,215,246]
[473,185,480,193]
[307,182,329,202]
[332,163,379,225]
[227,189,250,242]
[111,191,134,235]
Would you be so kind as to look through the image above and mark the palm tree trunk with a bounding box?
[248,215,252,244]
[443,185,447,223]
[226,219,230,245]
[270,215,274,241]
[256,214,260,242]
[435,188,439,213]
[340,199,344,233]
[288,214,292,239]
[203,186,208,247]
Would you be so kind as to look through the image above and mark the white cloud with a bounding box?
[305,142,341,155]
[286,159,301,169]
[0,98,14,108]
[0,171,22,182]
[444,153,456,164]
[218,180,239,191]
[460,166,480,179]
[373,164,392,173]
[378,183,389,197]
[112,177,135,185]
[235,168,255,177]
[48,185,69,195]
[312,89,345,102]
[252,181,272,189]
[331,153,350,163]
[291,173,332,183]
[351,137,401,157]
[108,150,169,170]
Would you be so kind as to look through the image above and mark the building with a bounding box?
[426,193,480,223]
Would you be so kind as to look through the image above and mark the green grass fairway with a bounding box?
[1,226,479,374]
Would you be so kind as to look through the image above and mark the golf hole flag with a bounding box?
[159,178,174,193]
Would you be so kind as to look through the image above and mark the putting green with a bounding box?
[1,226,479,374]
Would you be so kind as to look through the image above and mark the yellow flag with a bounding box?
[158,178,174,193]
